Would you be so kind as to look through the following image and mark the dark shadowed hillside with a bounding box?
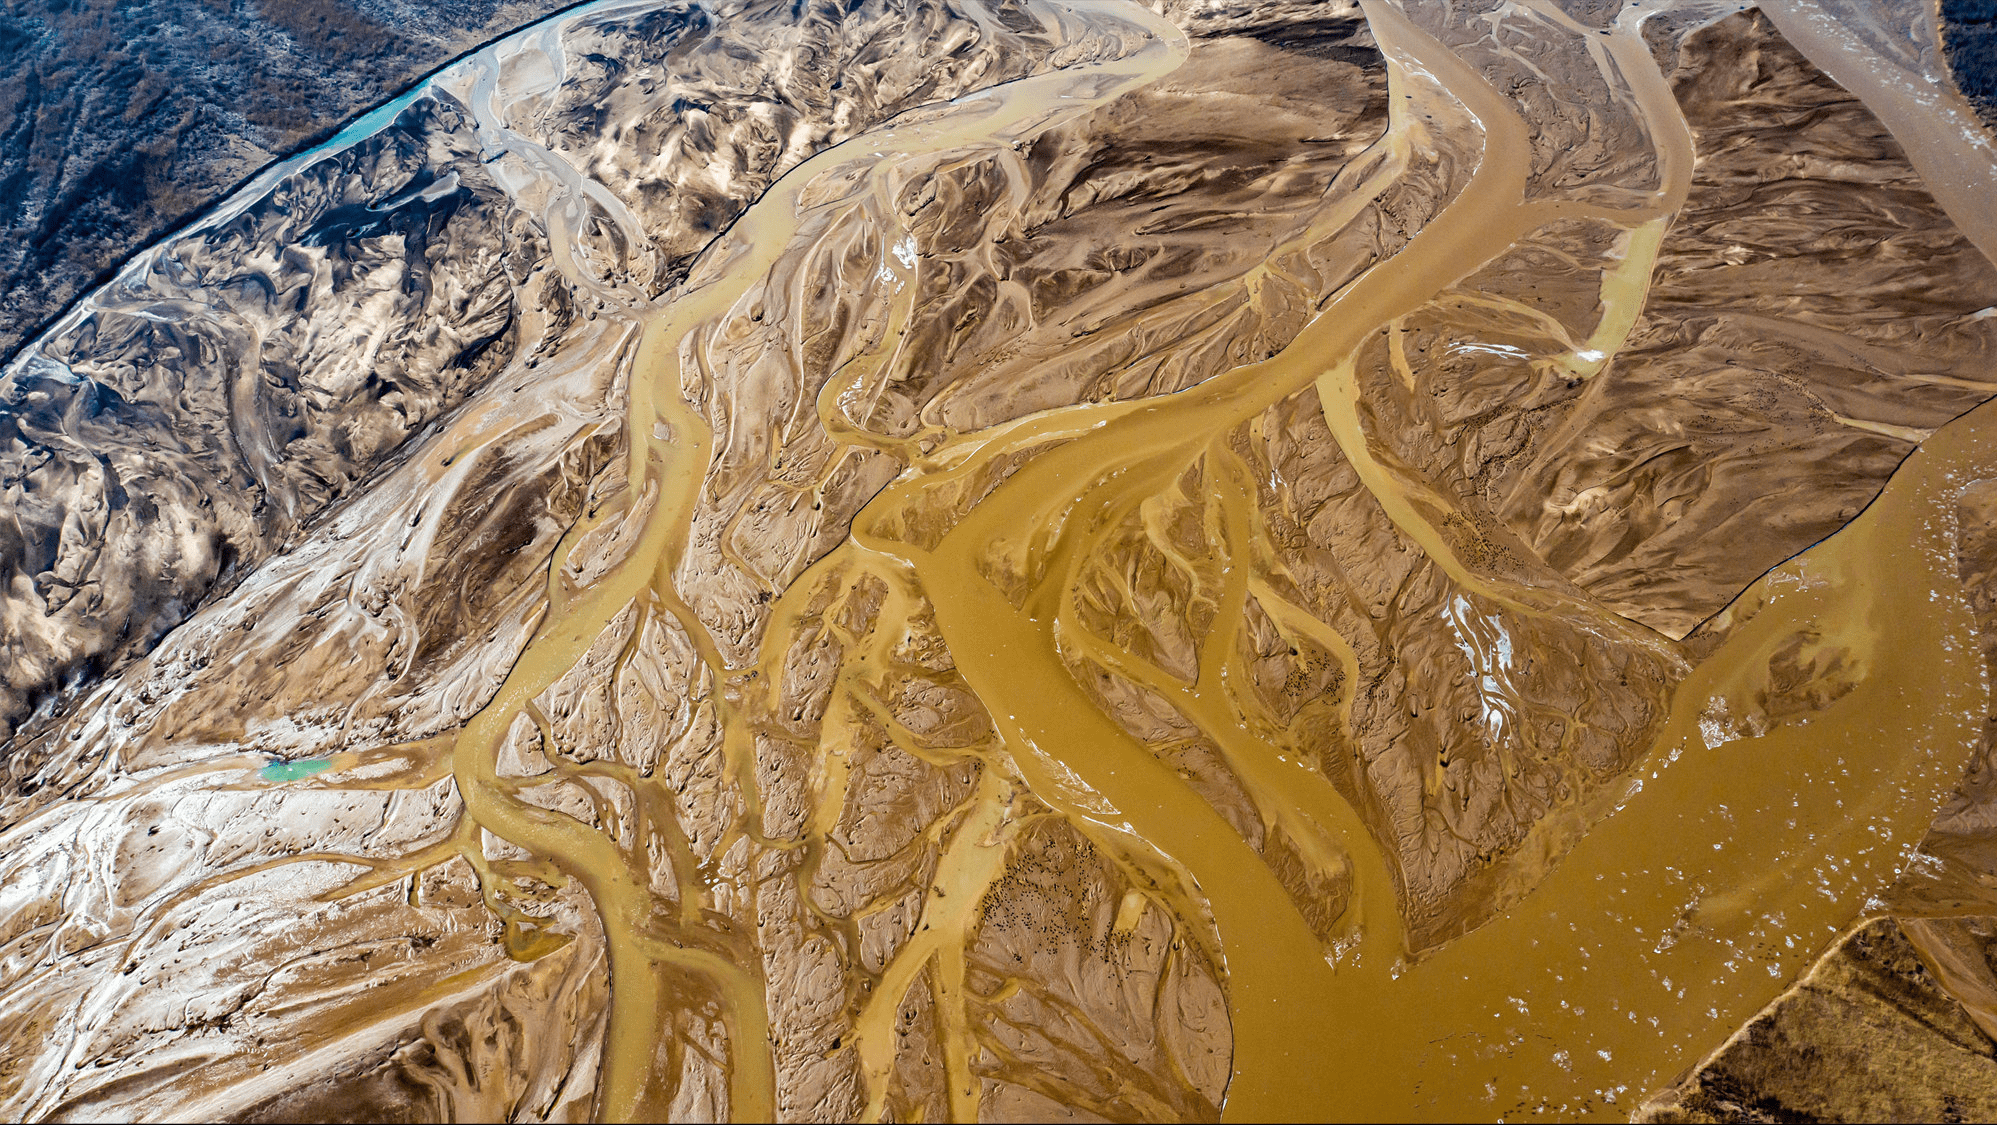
[0,0,576,371]
[1944,0,1997,124]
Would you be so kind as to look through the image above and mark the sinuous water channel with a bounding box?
[452,0,1993,1115]
[3,0,1996,1119]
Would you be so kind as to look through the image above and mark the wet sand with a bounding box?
[1,0,1996,1120]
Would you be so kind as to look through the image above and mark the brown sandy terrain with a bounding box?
[2,0,1997,1121]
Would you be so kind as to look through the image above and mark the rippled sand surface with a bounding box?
[3,0,1996,1120]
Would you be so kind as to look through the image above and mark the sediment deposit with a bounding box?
[2,0,1996,1120]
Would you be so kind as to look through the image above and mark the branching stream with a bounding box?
[3,0,1995,1120]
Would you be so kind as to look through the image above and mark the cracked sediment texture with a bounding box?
[3,0,1997,1120]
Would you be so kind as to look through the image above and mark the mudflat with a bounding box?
[3,1,1997,1121]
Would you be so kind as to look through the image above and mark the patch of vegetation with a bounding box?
[1943,0,1997,127]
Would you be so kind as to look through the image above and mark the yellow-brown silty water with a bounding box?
[424,0,1995,1119]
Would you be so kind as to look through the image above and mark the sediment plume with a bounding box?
[2,0,1996,1120]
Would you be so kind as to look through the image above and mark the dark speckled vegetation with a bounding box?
[1944,0,1997,124]
[0,0,577,372]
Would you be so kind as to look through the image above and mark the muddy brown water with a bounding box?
[436,0,1996,1119]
